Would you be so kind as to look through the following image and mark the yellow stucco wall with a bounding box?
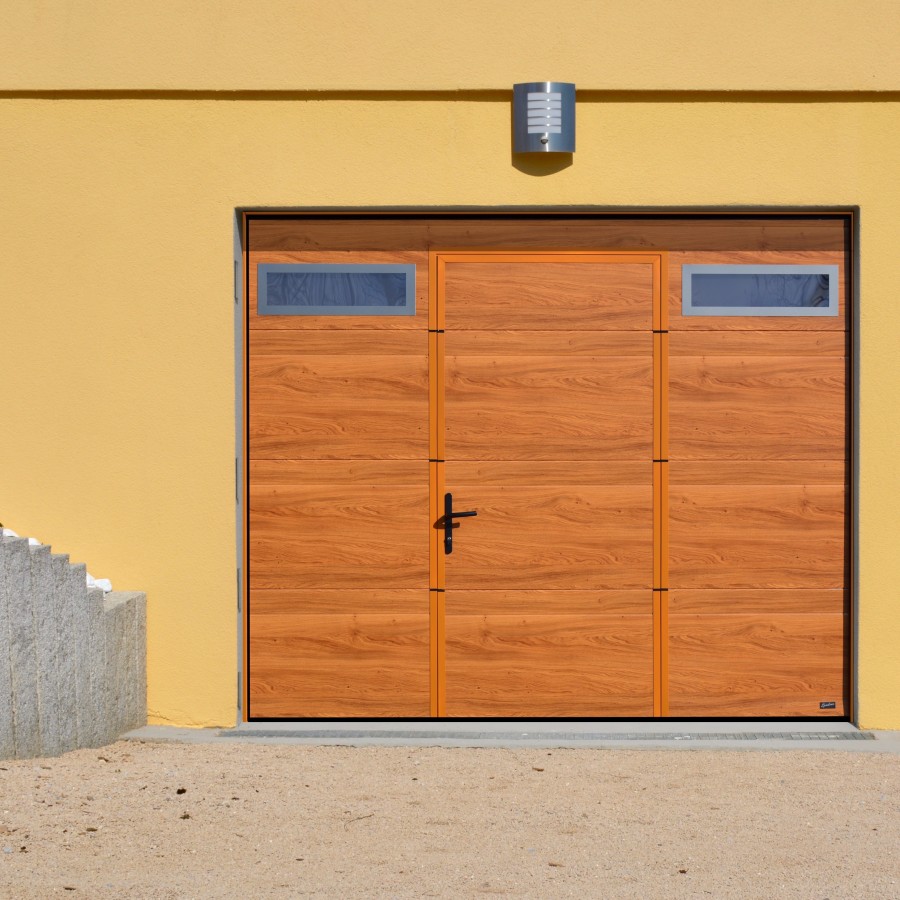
[1,96,899,728]
[4,1,900,91]
[3,2,900,729]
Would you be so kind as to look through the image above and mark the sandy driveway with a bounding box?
[0,740,898,898]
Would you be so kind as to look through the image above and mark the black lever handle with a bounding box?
[444,492,477,555]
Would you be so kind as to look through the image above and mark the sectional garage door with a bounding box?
[245,215,850,720]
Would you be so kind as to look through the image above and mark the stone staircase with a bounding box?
[0,536,146,759]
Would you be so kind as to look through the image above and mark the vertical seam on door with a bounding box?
[429,251,447,717]
[653,253,671,716]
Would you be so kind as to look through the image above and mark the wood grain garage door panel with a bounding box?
[249,331,427,459]
[445,356,652,460]
[445,591,653,717]
[444,329,652,460]
[669,588,846,616]
[444,484,652,590]
[249,217,847,254]
[669,484,845,589]
[669,460,847,485]
[444,262,653,331]
[668,332,848,357]
[669,356,846,460]
[250,590,430,718]
[249,461,429,590]
[668,608,847,717]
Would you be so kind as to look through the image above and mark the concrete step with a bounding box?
[29,543,61,757]
[104,591,147,740]
[1,534,146,759]
[3,537,40,758]
[50,553,78,754]
[0,540,18,759]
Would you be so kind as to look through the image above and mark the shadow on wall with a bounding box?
[512,152,573,176]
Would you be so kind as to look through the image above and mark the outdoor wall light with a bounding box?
[513,82,576,153]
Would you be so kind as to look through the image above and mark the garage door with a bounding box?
[246,238,848,719]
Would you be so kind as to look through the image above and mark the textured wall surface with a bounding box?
[3,1,900,91]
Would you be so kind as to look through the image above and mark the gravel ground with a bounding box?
[0,741,898,898]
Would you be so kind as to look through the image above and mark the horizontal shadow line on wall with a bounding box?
[3,90,900,103]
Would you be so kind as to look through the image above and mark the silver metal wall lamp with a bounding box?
[513,82,576,153]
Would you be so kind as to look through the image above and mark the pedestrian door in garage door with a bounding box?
[433,253,661,717]
[246,226,849,720]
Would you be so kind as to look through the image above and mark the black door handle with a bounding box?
[444,492,477,555]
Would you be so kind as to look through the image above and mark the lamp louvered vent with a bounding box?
[526,92,563,134]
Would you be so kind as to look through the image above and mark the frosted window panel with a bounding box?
[693,274,828,307]
[682,265,839,317]
[258,264,416,316]
[267,272,406,306]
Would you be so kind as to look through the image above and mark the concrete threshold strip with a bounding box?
[124,721,900,753]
